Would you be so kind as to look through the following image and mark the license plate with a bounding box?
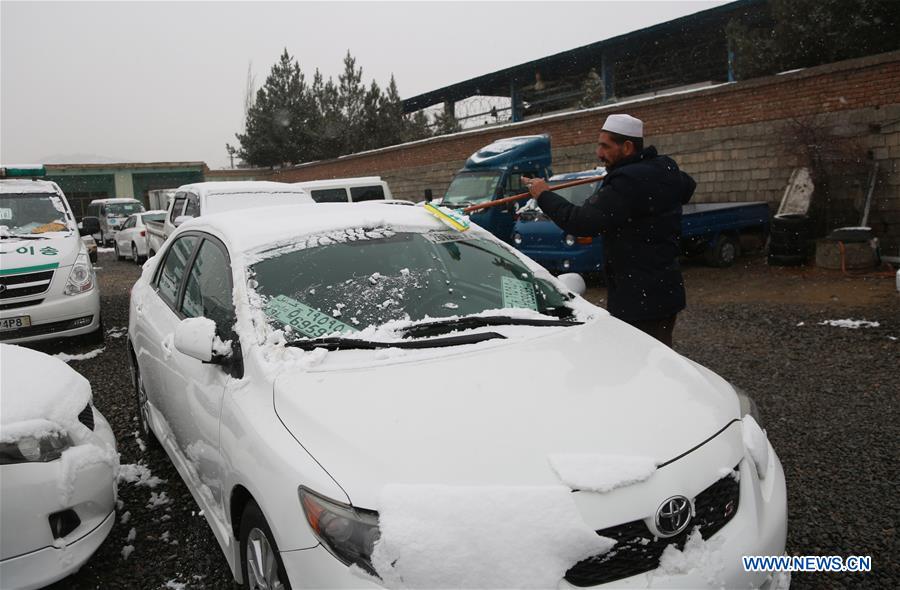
[0,316,31,331]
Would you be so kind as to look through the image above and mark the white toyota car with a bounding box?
[127,203,787,589]
[0,343,118,589]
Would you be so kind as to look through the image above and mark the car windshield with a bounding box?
[107,202,143,216]
[0,193,71,235]
[142,212,166,223]
[442,172,501,207]
[554,180,601,206]
[250,228,572,340]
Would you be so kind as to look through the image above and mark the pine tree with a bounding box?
[338,51,366,155]
[360,80,383,151]
[432,104,462,135]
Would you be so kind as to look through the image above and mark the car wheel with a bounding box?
[132,243,144,264]
[705,235,739,268]
[115,241,125,261]
[89,250,98,264]
[240,501,291,590]
[129,347,161,449]
[99,230,105,247]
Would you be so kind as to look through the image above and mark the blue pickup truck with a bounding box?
[514,169,770,274]
[439,135,552,243]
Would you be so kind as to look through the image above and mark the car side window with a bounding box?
[180,239,235,338]
[169,195,186,223]
[310,188,348,203]
[183,194,200,218]
[350,185,385,202]
[156,235,199,310]
[123,216,136,230]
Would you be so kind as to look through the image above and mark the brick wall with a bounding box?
[263,51,900,251]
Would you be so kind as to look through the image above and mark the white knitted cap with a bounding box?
[601,114,643,138]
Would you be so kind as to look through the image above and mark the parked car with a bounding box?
[293,176,392,203]
[113,209,166,263]
[128,203,787,589]
[144,182,312,258]
[81,234,98,264]
[0,343,117,589]
[84,198,145,246]
[1,167,103,344]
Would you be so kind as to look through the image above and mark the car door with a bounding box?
[164,235,235,523]
[133,234,201,432]
[117,215,136,254]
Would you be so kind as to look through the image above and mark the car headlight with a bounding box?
[299,486,381,575]
[64,254,95,295]
[0,433,70,465]
[513,233,523,245]
[564,234,576,247]
[734,386,763,428]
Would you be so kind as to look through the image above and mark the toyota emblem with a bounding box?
[655,495,693,537]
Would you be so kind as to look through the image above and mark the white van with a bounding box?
[85,197,145,246]
[292,176,392,203]
[0,166,103,344]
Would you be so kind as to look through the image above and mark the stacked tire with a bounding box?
[768,214,810,266]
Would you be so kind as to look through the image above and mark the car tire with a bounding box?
[129,346,161,450]
[240,501,292,590]
[115,242,125,261]
[705,235,739,267]
[132,243,144,264]
[89,250,98,264]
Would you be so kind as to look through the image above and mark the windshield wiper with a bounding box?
[285,331,507,351]
[399,315,582,339]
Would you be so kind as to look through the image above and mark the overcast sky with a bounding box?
[2,1,730,169]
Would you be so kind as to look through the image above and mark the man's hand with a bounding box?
[523,177,550,198]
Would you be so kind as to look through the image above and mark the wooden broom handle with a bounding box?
[461,175,606,214]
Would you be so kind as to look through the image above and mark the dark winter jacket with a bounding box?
[537,146,696,321]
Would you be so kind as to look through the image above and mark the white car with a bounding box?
[113,209,166,264]
[0,343,118,590]
[127,203,787,589]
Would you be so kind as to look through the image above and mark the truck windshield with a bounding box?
[0,193,72,235]
[442,172,501,207]
[107,202,144,216]
[554,181,601,206]
[250,229,572,339]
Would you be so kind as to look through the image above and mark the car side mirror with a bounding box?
[557,273,586,296]
[173,215,194,227]
[174,317,216,363]
[80,216,100,236]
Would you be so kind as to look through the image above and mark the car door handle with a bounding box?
[161,334,174,360]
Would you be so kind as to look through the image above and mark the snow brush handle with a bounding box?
[462,175,606,214]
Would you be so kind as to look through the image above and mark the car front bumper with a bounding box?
[519,246,604,274]
[0,283,101,344]
[280,444,787,589]
[0,408,118,589]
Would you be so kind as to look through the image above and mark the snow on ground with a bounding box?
[97,247,114,252]
[120,544,134,560]
[54,347,105,362]
[547,454,657,493]
[372,484,613,589]
[819,319,880,329]
[106,326,127,339]
[654,527,725,587]
[118,462,165,488]
[146,491,171,509]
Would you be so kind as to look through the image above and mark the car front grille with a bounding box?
[78,404,95,430]
[565,464,742,587]
[0,269,54,300]
[0,315,94,341]
[0,299,43,310]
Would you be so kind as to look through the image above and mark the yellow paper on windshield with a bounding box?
[264,295,358,338]
[501,276,538,311]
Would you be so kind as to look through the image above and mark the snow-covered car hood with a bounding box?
[272,316,740,506]
[0,344,92,442]
[0,231,83,272]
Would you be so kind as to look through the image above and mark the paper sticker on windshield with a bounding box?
[264,294,358,338]
[424,231,475,244]
[0,208,11,220]
[501,276,538,311]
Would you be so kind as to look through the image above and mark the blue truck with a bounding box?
[439,135,553,243]
[514,169,771,274]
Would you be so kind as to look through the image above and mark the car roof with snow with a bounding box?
[176,181,312,199]
[179,202,489,254]
[88,197,142,203]
[0,178,63,194]
[292,176,384,188]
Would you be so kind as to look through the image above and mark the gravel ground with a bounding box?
[22,251,899,589]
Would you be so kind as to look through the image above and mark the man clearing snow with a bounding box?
[524,114,696,347]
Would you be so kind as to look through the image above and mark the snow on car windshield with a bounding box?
[249,228,573,339]
[106,202,143,216]
[0,193,71,235]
